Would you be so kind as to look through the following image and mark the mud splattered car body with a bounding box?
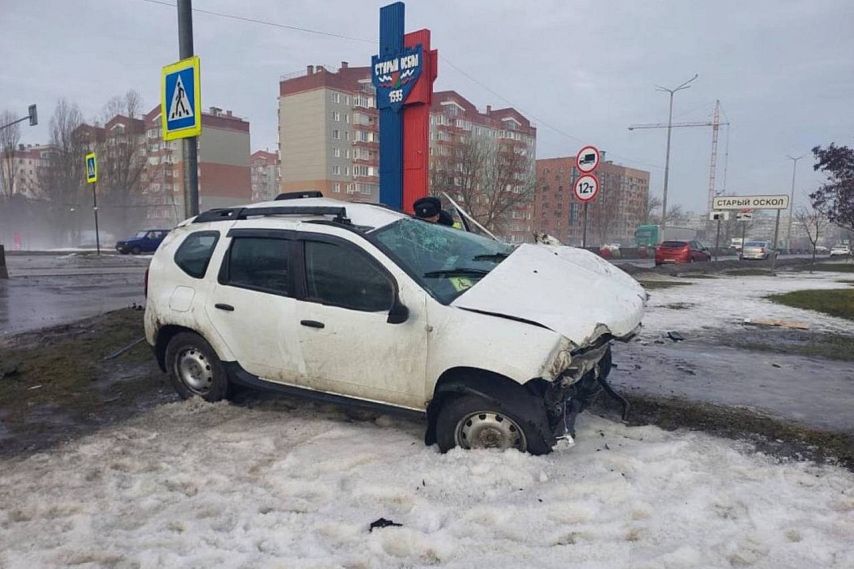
[144,196,645,453]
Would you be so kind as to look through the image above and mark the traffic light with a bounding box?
[28,104,37,126]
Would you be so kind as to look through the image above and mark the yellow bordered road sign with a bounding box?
[161,55,202,141]
[85,152,97,184]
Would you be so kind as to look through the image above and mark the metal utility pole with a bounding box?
[177,0,199,216]
[785,154,804,252]
[655,74,697,234]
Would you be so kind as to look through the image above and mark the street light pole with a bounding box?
[785,154,804,252]
[177,0,199,217]
[656,74,698,235]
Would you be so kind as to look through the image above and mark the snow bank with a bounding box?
[1,399,852,568]
[642,272,853,337]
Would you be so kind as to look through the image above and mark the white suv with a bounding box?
[144,195,645,454]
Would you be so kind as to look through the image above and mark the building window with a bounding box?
[334,183,341,192]
[332,165,341,175]
[332,111,341,121]
[345,166,350,176]
[345,114,350,123]
[333,147,341,158]
[346,149,351,159]
[332,129,341,140]
[331,92,341,104]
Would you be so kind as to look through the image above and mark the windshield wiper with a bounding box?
[472,252,509,262]
[423,267,490,278]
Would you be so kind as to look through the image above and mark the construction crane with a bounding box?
[629,100,730,214]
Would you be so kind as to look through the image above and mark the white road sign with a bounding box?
[575,145,600,174]
[709,211,730,221]
[574,174,600,202]
[712,195,789,210]
[736,211,753,221]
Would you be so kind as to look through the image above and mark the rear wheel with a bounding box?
[435,394,551,455]
[165,332,229,401]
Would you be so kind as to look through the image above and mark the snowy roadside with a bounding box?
[640,272,853,338]
[1,399,852,569]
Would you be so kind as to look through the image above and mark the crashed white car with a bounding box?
[144,195,645,454]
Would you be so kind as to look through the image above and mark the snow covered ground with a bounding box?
[1,399,852,569]
[641,272,853,337]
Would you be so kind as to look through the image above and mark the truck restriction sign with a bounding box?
[576,145,601,174]
[574,174,599,202]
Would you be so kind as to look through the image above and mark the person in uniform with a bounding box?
[413,196,454,226]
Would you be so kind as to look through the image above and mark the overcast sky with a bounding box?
[2,0,852,212]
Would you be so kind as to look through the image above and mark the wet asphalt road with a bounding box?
[0,254,148,337]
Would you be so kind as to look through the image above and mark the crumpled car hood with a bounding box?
[451,244,646,346]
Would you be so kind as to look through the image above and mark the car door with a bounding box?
[205,229,305,383]
[293,233,428,409]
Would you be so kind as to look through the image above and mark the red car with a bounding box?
[655,240,711,266]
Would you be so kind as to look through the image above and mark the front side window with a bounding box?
[174,231,219,278]
[303,240,393,312]
[372,218,514,304]
[223,237,289,295]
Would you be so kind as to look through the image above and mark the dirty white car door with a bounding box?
[205,231,305,382]
[293,235,428,409]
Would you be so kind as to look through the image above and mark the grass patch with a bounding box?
[716,330,854,362]
[767,289,854,321]
[723,268,774,276]
[793,262,854,273]
[682,273,717,279]
[0,309,155,427]
[637,280,693,290]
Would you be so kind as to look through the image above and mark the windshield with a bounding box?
[745,241,766,247]
[372,218,514,304]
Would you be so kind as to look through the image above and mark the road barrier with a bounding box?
[0,245,7,279]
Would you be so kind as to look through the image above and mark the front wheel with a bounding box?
[131,246,141,255]
[435,394,551,455]
[164,332,229,401]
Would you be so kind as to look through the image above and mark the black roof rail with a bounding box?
[194,205,351,224]
[275,190,323,200]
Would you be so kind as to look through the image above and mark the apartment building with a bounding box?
[429,91,537,243]
[142,105,251,227]
[535,156,649,246]
[278,63,379,202]
[250,150,280,202]
[0,144,54,198]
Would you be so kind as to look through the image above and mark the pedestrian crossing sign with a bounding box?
[85,152,97,184]
[161,55,201,141]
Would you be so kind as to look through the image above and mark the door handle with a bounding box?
[300,320,325,329]
[215,303,235,311]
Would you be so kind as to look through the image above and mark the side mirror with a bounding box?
[387,294,409,324]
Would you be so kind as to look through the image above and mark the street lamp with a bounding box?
[785,154,804,252]
[655,74,698,234]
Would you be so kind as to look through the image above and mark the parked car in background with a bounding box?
[116,229,170,254]
[815,245,830,254]
[144,197,646,455]
[830,244,851,257]
[655,240,711,266]
[730,237,745,252]
[740,240,776,261]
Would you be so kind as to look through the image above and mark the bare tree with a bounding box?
[0,110,21,199]
[644,194,662,224]
[430,131,535,233]
[795,205,829,272]
[38,99,87,244]
[96,90,148,237]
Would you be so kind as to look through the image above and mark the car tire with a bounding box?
[131,246,141,255]
[165,332,229,402]
[435,394,551,455]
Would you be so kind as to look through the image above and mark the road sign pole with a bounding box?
[92,182,101,256]
[714,217,721,262]
[177,0,199,217]
[582,203,589,248]
[740,220,746,261]
[770,208,781,273]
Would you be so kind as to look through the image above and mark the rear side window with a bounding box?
[174,231,219,278]
[304,240,393,312]
[223,237,290,295]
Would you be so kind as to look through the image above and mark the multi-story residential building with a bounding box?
[535,156,649,246]
[429,91,537,243]
[278,63,379,202]
[142,105,251,227]
[250,150,280,202]
[0,144,54,198]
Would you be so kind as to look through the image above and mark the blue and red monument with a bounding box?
[372,2,438,213]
